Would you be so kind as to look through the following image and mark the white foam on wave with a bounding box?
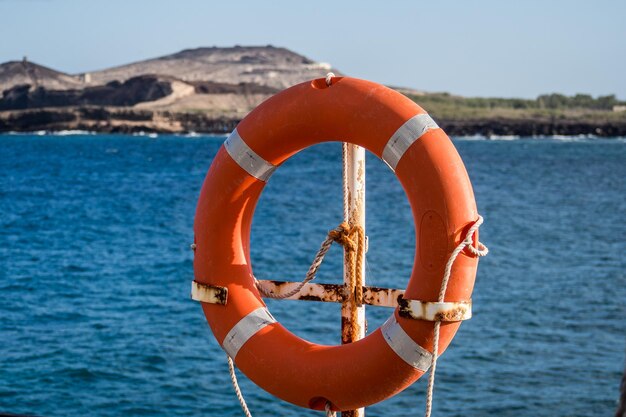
[53,130,96,136]
[132,131,159,138]
[488,135,521,141]
[2,130,96,136]
[452,135,487,141]
[175,131,229,139]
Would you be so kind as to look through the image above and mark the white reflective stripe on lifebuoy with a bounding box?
[381,113,439,171]
[224,129,277,182]
[380,315,432,371]
[221,307,277,359]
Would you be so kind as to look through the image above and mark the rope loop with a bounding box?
[325,401,336,417]
[461,215,489,257]
[325,72,335,86]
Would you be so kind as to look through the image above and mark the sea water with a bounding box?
[0,134,624,417]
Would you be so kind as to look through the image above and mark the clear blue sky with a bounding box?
[1,0,625,99]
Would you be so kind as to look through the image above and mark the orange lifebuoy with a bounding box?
[193,77,481,411]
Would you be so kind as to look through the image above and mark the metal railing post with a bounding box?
[341,143,366,417]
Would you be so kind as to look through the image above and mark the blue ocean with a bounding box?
[1,133,624,417]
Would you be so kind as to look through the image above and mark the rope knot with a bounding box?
[328,222,358,251]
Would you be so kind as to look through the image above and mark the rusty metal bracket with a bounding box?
[191,281,228,305]
[256,280,404,307]
[398,297,472,321]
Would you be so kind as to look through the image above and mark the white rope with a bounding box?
[341,142,349,221]
[424,215,488,417]
[229,351,337,417]
[325,72,335,87]
[227,354,253,417]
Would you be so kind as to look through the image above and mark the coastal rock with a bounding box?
[0,76,173,110]
[2,107,625,137]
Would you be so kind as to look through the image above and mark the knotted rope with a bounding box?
[329,222,365,340]
[424,215,488,417]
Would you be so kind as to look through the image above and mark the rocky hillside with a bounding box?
[0,46,336,93]
[88,45,334,90]
[0,46,338,119]
[0,60,83,91]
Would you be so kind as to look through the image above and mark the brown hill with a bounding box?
[87,45,337,89]
[0,46,338,116]
[0,59,83,91]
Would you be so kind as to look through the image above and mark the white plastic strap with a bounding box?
[382,113,439,171]
[380,314,432,371]
[221,307,277,359]
[224,129,277,182]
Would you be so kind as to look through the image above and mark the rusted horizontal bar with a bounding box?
[255,281,472,321]
[256,280,403,308]
[398,298,472,321]
[191,281,228,305]
[190,279,472,321]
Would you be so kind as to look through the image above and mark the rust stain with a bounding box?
[299,295,323,302]
[268,279,288,288]
[214,287,228,305]
[193,281,228,305]
[434,305,468,321]
[397,295,412,319]
[357,158,365,183]
[341,315,353,344]
[362,286,404,306]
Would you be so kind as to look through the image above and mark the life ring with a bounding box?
[193,76,481,411]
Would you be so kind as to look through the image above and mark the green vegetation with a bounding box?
[405,92,626,121]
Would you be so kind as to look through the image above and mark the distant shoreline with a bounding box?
[2,131,624,142]
[2,47,624,138]
[2,107,626,137]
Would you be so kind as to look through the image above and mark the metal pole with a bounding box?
[341,143,366,417]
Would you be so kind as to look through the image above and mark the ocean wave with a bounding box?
[52,130,97,136]
[488,135,521,141]
[176,131,228,139]
[452,134,487,141]
[132,131,159,138]
[1,130,97,136]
